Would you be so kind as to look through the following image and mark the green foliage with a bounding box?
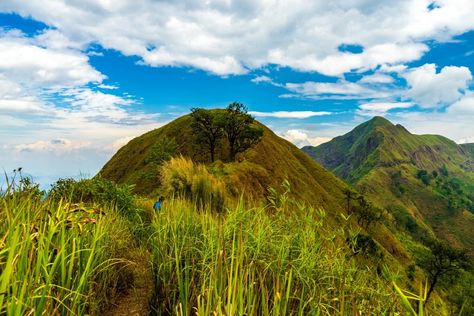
[388,205,421,236]
[439,164,449,177]
[416,169,432,186]
[347,232,384,259]
[391,170,406,196]
[190,108,223,162]
[218,102,264,161]
[266,179,292,211]
[353,195,384,229]
[0,180,138,314]
[417,240,472,302]
[50,177,136,216]
[160,156,227,212]
[151,197,404,314]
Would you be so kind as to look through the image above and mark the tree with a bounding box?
[417,240,471,302]
[354,196,383,229]
[190,108,223,162]
[219,102,263,161]
[343,189,357,214]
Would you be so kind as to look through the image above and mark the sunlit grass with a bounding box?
[0,186,135,315]
[151,197,404,315]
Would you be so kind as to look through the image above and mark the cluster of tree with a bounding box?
[190,102,264,162]
[417,239,472,302]
[343,189,384,229]
[390,170,406,196]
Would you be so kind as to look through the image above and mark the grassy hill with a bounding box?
[461,143,474,158]
[303,116,474,255]
[99,112,349,213]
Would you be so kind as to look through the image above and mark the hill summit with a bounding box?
[99,111,349,212]
[303,116,474,254]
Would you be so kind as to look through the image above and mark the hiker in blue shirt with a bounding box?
[154,196,164,212]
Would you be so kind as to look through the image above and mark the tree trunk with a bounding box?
[210,143,215,162]
[426,275,438,303]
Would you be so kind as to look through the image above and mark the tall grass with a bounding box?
[151,197,404,315]
[160,156,227,212]
[0,186,135,315]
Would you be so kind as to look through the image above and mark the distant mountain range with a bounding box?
[303,116,474,255]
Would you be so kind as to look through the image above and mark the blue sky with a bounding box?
[1,0,474,188]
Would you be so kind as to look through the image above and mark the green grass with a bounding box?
[98,111,349,213]
[0,184,137,315]
[150,197,405,315]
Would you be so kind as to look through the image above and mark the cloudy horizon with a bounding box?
[1,0,474,188]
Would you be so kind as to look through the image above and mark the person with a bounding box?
[154,196,164,212]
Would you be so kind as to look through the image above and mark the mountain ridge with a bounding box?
[303,116,474,255]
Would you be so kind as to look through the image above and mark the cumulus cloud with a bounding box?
[402,63,472,108]
[283,80,394,100]
[357,102,414,116]
[250,110,331,119]
[1,0,474,76]
[359,73,395,84]
[0,30,104,88]
[280,129,331,147]
[446,92,474,114]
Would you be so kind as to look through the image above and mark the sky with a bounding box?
[1,0,474,188]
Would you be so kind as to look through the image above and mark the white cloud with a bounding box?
[283,80,394,100]
[402,63,472,108]
[1,0,474,76]
[446,92,474,114]
[251,76,274,84]
[359,73,394,84]
[13,139,91,153]
[280,129,331,147]
[357,102,414,116]
[250,110,331,119]
[0,31,104,88]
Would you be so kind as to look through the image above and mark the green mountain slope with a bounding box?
[303,117,474,255]
[461,143,474,159]
[99,113,349,213]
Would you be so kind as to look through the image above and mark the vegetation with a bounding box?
[0,176,146,315]
[303,116,474,263]
[190,103,263,162]
[151,189,405,315]
[417,240,471,302]
[99,108,349,214]
[14,113,464,315]
[160,156,227,212]
[218,102,263,161]
[190,108,223,162]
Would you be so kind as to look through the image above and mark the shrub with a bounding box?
[416,169,431,186]
[49,177,136,215]
[160,156,227,212]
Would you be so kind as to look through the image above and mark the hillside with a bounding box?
[99,112,349,212]
[461,143,474,159]
[303,116,474,255]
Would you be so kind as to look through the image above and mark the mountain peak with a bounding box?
[367,116,393,127]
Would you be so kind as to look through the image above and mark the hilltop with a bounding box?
[99,111,349,212]
[303,116,474,255]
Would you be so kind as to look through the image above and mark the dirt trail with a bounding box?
[105,250,154,316]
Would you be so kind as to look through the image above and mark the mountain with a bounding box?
[99,112,349,213]
[461,143,474,159]
[303,116,474,255]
